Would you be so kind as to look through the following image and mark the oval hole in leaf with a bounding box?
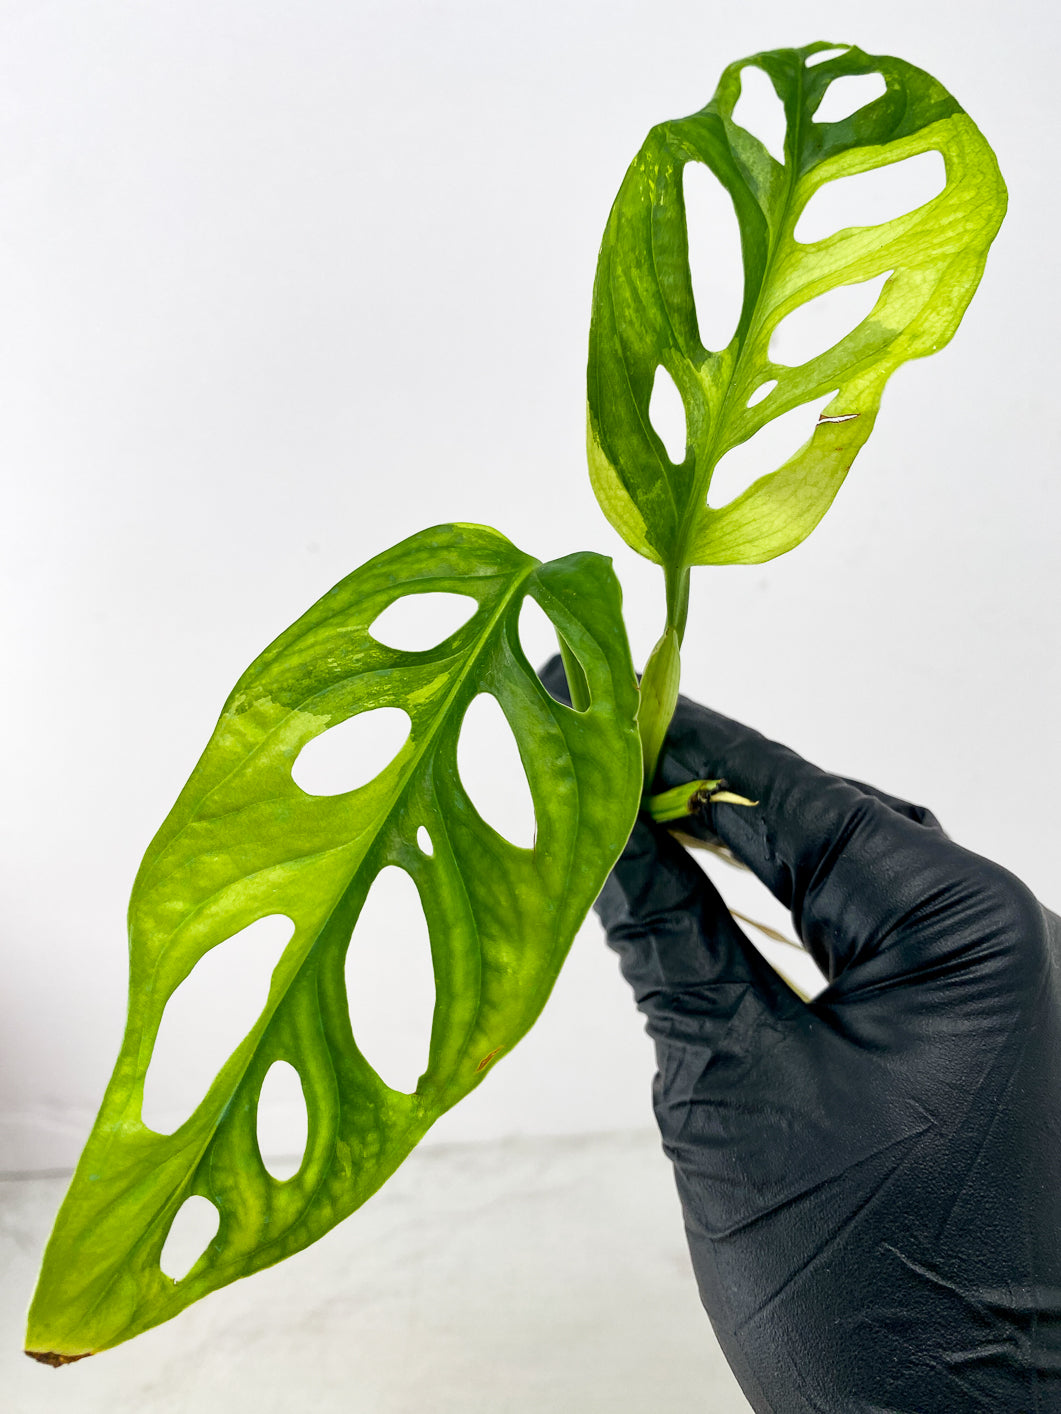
[517,594,558,680]
[256,1060,308,1182]
[768,271,890,368]
[416,825,433,856]
[291,706,411,796]
[142,914,295,1134]
[648,365,686,464]
[747,379,778,408]
[160,1196,220,1282]
[732,66,786,163]
[805,47,850,68]
[708,392,836,508]
[812,72,887,123]
[457,693,536,849]
[683,160,743,352]
[346,866,434,1094]
[794,150,946,244]
[369,592,478,652]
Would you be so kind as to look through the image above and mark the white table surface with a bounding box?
[3,1129,753,1413]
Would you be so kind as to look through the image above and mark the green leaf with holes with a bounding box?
[26,524,641,1360]
[587,41,1006,569]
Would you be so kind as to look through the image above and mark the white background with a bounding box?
[2,0,1058,1178]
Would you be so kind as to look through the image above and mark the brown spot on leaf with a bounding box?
[26,1349,93,1367]
[476,1046,503,1072]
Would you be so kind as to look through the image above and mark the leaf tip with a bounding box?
[25,1348,95,1367]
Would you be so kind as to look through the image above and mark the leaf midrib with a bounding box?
[671,66,808,575]
[97,556,543,1327]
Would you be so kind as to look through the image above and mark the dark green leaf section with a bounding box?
[588,41,1007,568]
[27,524,641,1358]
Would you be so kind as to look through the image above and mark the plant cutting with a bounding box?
[26,41,1006,1364]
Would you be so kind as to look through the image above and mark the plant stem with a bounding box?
[664,563,690,642]
[638,627,680,789]
[637,565,690,789]
[645,779,722,822]
[645,780,758,822]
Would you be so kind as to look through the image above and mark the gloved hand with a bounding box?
[541,659,1061,1412]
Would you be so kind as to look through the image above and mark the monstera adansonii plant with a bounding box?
[27,42,1006,1363]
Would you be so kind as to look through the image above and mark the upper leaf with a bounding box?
[587,42,1007,568]
[27,524,641,1359]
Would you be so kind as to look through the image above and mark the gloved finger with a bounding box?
[598,817,881,1245]
[595,814,804,1042]
[839,777,946,834]
[654,696,982,985]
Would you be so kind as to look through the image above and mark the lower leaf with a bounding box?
[27,523,641,1359]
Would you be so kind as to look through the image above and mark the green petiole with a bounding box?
[645,779,722,822]
[637,627,681,788]
[645,780,758,823]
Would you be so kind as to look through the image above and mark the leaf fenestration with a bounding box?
[26,523,641,1359]
[587,42,1007,570]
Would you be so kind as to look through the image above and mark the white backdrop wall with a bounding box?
[2,0,1058,1173]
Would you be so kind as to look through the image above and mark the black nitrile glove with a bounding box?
[540,658,1061,1412]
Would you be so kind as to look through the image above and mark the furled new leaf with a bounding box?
[588,42,1006,569]
[27,524,641,1360]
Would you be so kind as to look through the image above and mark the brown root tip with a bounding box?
[25,1349,93,1367]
